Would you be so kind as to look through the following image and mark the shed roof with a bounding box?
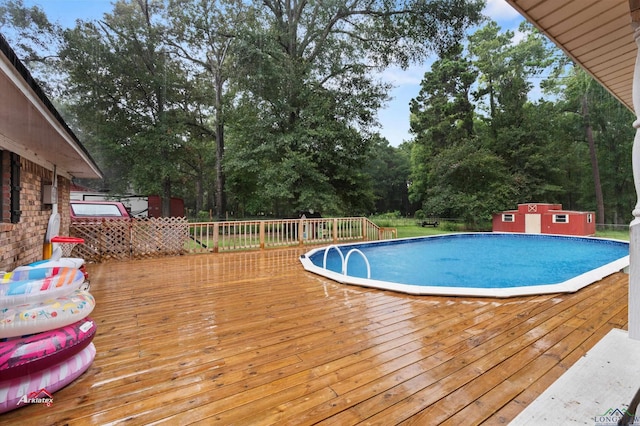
[0,33,102,180]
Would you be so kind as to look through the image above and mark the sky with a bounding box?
[22,0,526,147]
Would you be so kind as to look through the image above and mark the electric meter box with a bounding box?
[43,184,57,204]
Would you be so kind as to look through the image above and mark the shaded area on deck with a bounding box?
[0,248,628,424]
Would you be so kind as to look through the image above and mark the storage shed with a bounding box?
[492,203,595,236]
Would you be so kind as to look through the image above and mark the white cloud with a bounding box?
[483,0,521,22]
[379,63,430,87]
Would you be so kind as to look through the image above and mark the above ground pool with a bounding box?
[299,233,630,297]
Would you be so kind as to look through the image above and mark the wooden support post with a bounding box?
[213,222,219,253]
[629,0,640,339]
[333,218,338,244]
[259,221,265,249]
[362,217,368,241]
[298,218,305,246]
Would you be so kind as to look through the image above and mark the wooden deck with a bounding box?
[0,248,629,425]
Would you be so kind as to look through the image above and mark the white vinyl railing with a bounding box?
[187,217,396,253]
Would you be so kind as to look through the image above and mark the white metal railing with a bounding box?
[187,217,396,254]
[344,248,371,278]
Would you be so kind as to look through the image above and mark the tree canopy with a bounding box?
[408,21,635,227]
[2,0,484,218]
[1,1,636,226]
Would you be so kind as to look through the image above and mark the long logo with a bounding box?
[593,407,638,425]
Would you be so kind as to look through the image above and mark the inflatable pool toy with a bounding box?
[19,257,85,271]
[0,342,96,413]
[0,317,96,380]
[0,267,85,306]
[14,260,90,291]
[1,267,85,306]
[0,290,95,339]
[0,318,96,380]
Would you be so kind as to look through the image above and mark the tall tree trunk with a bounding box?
[211,42,230,221]
[162,176,172,217]
[215,118,225,220]
[582,95,605,225]
[195,175,203,215]
[488,77,497,139]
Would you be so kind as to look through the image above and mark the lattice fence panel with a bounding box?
[69,217,188,262]
[130,217,189,259]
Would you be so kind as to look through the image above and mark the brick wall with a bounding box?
[0,153,71,271]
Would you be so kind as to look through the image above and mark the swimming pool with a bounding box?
[299,233,630,297]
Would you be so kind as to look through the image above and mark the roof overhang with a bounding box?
[505,0,635,112]
[0,34,102,180]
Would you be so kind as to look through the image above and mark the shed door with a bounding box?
[525,214,541,233]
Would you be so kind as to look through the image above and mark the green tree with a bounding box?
[596,99,635,224]
[162,0,258,219]
[409,42,500,219]
[60,0,195,215]
[364,136,412,215]
[424,142,512,226]
[4,0,486,218]
[0,0,64,94]
[228,0,484,216]
[555,67,635,223]
[468,21,563,206]
[410,43,476,155]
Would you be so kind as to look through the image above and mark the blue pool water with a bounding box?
[301,233,629,295]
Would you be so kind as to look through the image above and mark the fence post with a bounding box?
[213,222,219,253]
[299,218,305,246]
[333,218,338,244]
[260,221,265,249]
[362,217,368,241]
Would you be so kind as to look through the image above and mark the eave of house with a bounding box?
[505,0,635,112]
[0,34,102,180]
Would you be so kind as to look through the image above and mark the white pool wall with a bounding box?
[299,233,630,298]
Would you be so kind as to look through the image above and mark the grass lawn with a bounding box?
[371,217,630,241]
[394,225,456,239]
[595,229,629,241]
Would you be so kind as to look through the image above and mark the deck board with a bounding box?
[0,248,629,425]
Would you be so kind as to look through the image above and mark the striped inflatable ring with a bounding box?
[0,290,95,339]
[0,342,96,413]
[19,258,85,270]
[0,318,96,380]
[0,267,85,306]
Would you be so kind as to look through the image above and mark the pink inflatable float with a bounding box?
[0,342,96,413]
[0,290,95,339]
[0,317,96,380]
